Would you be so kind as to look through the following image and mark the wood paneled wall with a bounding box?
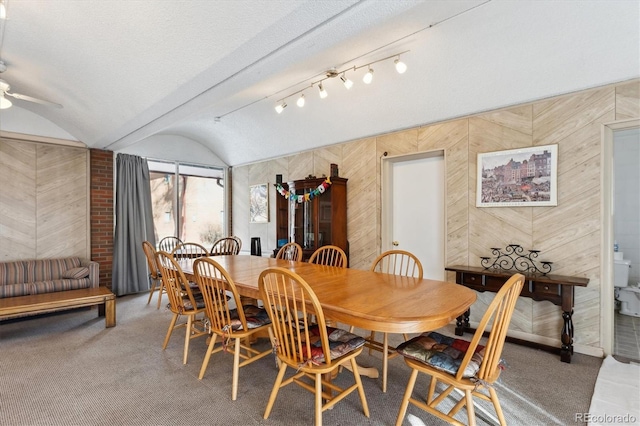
[233,79,640,352]
[0,139,89,261]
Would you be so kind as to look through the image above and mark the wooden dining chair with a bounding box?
[142,240,165,309]
[231,235,243,252]
[158,236,183,253]
[193,257,272,400]
[308,245,347,268]
[155,250,208,365]
[395,273,525,426]
[210,237,241,256]
[307,245,347,326]
[275,241,303,261]
[258,267,370,426]
[359,249,424,392]
[171,242,209,259]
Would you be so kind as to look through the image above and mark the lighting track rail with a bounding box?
[274,50,410,114]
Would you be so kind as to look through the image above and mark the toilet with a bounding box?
[614,258,640,317]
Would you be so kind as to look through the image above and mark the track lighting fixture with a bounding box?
[318,83,328,99]
[340,74,353,89]
[395,57,407,74]
[271,49,408,114]
[363,67,374,84]
[275,101,287,114]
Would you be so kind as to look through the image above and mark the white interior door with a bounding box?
[385,152,445,280]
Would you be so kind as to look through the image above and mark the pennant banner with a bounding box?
[275,177,332,203]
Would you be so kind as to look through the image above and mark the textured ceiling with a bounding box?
[0,0,638,167]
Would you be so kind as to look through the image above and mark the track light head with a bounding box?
[395,58,407,74]
[318,83,328,99]
[340,74,353,89]
[363,67,374,84]
[0,93,12,109]
[275,101,287,114]
[297,94,305,107]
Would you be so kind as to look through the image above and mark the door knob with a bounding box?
[392,241,399,246]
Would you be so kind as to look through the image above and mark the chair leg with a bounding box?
[465,389,476,426]
[382,332,389,392]
[315,372,322,426]
[368,331,376,355]
[162,314,178,350]
[183,315,193,365]
[232,337,241,401]
[350,357,370,417]
[264,361,288,419]
[488,385,507,426]
[147,279,157,305]
[156,281,165,309]
[395,368,419,426]
[198,333,218,380]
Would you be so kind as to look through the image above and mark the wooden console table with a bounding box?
[445,265,589,363]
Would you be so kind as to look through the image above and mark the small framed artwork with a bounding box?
[250,183,269,223]
[476,144,558,207]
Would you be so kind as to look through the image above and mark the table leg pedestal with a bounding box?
[560,310,574,363]
[455,309,471,336]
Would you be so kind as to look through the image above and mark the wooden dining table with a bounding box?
[178,255,477,335]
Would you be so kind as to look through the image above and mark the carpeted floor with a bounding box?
[0,292,604,425]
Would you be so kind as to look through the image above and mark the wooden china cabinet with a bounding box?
[274,177,348,261]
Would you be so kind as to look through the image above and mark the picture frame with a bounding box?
[249,183,269,223]
[476,144,558,207]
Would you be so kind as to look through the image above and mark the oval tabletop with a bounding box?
[179,255,477,334]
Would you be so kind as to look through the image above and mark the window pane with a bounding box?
[148,161,225,251]
[150,171,176,244]
[180,175,224,248]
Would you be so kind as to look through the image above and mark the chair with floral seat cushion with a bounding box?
[258,267,369,426]
[275,241,303,261]
[193,257,272,401]
[142,240,165,309]
[155,250,208,365]
[308,245,347,268]
[210,237,241,256]
[355,249,424,392]
[395,273,525,426]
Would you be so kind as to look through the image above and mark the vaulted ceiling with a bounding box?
[0,0,638,167]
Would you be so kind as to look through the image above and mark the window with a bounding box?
[148,160,226,249]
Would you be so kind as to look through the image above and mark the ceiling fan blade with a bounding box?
[5,91,63,108]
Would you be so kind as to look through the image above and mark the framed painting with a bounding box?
[250,183,269,223]
[476,144,558,207]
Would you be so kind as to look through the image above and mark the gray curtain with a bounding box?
[112,154,156,296]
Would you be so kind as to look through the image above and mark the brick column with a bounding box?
[90,149,114,289]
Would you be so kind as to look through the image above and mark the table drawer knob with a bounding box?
[544,285,549,290]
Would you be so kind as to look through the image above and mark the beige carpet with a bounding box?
[0,292,603,425]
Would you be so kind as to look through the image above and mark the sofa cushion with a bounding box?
[0,283,31,298]
[396,332,485,378]
[26,258,81,282]
[0,261,27,286]
[62,267,90,279]
[30,278,92,295]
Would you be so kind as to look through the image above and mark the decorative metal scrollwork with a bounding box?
[480,244,552,275]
